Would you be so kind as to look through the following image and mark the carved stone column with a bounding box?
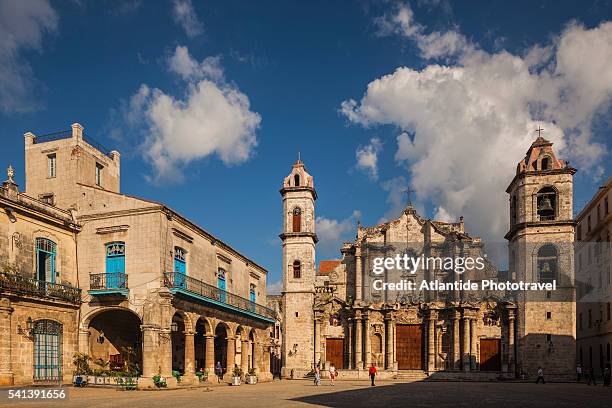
[183,331,196,382]
[508,310,516,374]
[354,313,363,369]
[385,314,393,370]
[205,335,215,373]
[141,325,160,378]
[253,341,262,372]
[226,336,236,371]
[452,312,460,370]
[427,310,436,372]
[462,316,470,371]
[159,328,173,377]
[470,318,477,370]
[314,318,321,366]
[241,339,250,375]
[347,318,353,369]
[364,313,371,369]
[0,299,13,385]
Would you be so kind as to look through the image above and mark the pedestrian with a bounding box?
[314,366,321,386]
[587,367,597,385]
[576,363,582,382]
[329,364,336,386]
[535,366,545,384]
[369,364,377,386]
[215,361,223,383]
[604,366,610,386]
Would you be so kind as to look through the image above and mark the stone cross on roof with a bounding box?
[6,165,14,183]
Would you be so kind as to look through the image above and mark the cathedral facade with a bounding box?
[280,136,576,381]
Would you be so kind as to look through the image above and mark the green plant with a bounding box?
[195,369,208,382]
[232,366,243,378]
[152,374,167,388]
[247,368,257,377]
[172,370,181,383]
[72,353,92,375]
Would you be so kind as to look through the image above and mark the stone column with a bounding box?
[385,316,393,370]
[205,335,215,373]
[427,312,436,372]
[78,329,90,354]
[141,325,160,378]
[508,312,515,374]
[253,341,262,372]
[184,331,196,380]
[470,318,477,371]
[159,329,173,377]
[241,339,250,374]
[364,314,371,369]
[226,336,236,372]
[462,317,470,371]
[0,300,13,385]
[452,313,460,370]
[314,319,321,366]
[354,315,363,369]
[347,318,353,369]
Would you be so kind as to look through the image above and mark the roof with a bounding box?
[318,260,341,275]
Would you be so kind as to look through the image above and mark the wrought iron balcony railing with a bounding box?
[89,272,128,291]
[163,272,276,321]
[0,272,81,304]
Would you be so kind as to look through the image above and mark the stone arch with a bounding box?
[214,321,232,338]
[235,325,248,341]
[195,316,213,336]
[81,306,142,330]
[172,310,193,332]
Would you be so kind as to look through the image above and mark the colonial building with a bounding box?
[279,135,576,381]
[1,123,276,386]
[575,176,612,373]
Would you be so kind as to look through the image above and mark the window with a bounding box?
[292,207,302,232]
[294,174,300,186]
[105,242,126,288]
[546,311,552,319]
[47,154,56,178]
[541,157,550,170]
[217,268,227,303]
[293,260,301,279]
[174,247,186,288]
[39,193,54,206]
[249,284,256,312]
[511,195,518,225]
[546,334,552,342]
[537,244,557,284]
[36,238,57,283]
[577,224,582,241]
[95,163,103,187]
[33,320,63,382]
[536,187,556,221]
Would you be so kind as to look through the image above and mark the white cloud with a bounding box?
[343,6,611,241]
[127,46,261,182]
[267,279,282,295]
[0,0,58,113]
[316,210,361,258]
[355,137,383,180]
[172,0,203,38]
[168,45,223,82]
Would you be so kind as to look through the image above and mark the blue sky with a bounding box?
[1,0,611,292]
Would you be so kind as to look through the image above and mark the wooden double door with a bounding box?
[479,338,501,371]
[396,324,424,370]
[326,338,344,369]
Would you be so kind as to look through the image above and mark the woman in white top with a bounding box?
[329,364,336,386]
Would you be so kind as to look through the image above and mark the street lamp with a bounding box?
[170,322,178,332]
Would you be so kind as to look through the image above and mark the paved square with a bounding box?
[1,380,610,408]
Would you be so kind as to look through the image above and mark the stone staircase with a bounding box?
[395,370,429,382]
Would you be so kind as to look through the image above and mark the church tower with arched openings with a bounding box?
[280,158,318,378]
[506,133,576,380]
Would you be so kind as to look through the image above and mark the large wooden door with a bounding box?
[326,338,344,369]
[479,339,501,371]
[396,325,423,370]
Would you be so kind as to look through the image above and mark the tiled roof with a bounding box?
[318,260,341,275]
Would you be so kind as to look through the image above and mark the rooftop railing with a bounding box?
[163,272,276,321]
[32,129,113,158]
[0,272,81,304]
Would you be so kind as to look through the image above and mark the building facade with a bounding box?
[279,135,576,381]
[575,176,612,374]
[1,123,276,386]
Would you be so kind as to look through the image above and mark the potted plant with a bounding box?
[246,368,257,384]
[172,370,182,383]
[72,353,91,386]
[195,369,208,383]
[152,374,167,388]
[231,366,242,386]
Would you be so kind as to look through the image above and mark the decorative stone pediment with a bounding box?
[394,307,423,325]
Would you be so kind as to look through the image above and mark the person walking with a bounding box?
[215,361,223,383]
[535,366,545,384]
[314,366,321,386]
[329,364,336,386]
[576,363,582,382]
[369,364,377,386]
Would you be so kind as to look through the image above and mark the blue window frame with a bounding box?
[217,268,226,303]
[174,247,186,288]
[249,284,256,312]
[105,242,126,288]
[36,238,57,283]
[33,320,63,382]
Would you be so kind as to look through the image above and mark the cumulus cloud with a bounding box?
[127,45,261,182]
[0,0,58,113]
[316,210,361,258]
[172,0,203,37]
[355,137,383,180]
[343,3,611,241]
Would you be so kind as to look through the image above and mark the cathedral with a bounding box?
[279,135,576,381]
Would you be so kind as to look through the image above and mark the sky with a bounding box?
[1,0,612,294]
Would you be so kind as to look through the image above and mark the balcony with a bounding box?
[163,272,276,323]
[0,272,81,304]
[89,272,129,296]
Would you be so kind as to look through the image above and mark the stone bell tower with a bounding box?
[506,133,576,380]
[280,158,317,378]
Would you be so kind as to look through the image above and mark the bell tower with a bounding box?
[506,133,576,380]
[280,158,317,378]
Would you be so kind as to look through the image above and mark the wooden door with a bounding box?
[396,325,423,370]
[326,338,344,369]
[479,339,501,371]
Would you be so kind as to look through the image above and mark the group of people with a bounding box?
[313,364,378,387]
[576,364,611,386]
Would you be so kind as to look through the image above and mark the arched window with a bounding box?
[293,260,301,279]
[36,238,57,283]
[537,186,556,221]
[294,174,300,187]
[33,319,63,382]
[292,207,302,232]
[537,244,557,284]
[541,156,550,170]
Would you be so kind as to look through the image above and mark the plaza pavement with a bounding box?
[0,379,610,408]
